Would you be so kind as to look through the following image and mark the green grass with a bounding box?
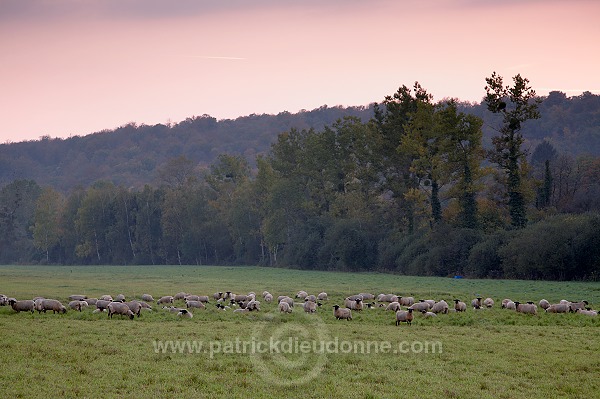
[1,265,599,398]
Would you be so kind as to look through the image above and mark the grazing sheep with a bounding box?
[483,298,494,308]
[216,303,230,311]
[279,296,294,307]
[107,302,134,319]
[501,299,512,308]
[575,308,597,317]
[395,308,414,326]
[69,295,87,301]
[184,295,200,302]
[99,295,113,302]
[504,300,516,310]
[115,294,126,302]
[233,308,250,314]
[34,298,45,313]
[264,293,273,302]
[545,303,570,313]
[124,301,143,317]
[233,294,248,302]
[431,300,449,314]
[399,297,414,307]
[164,306,183,313]
[296,291,308,299]
[224,292,233,300]
[303,299,318,313]
[279,301,292,313]
[317,292,328,301]
[86,298,98,306]
[359,293,375,300]
[139,301,152,310]
[454,299,467,312]
[420,310,437,318]
[95,300,112,312]
[174,292,188,301]
[386,301,402,312]
[69,300,89,312]
[141,294,154,302]
[213,292,223,300]
[569,301,589,312]
[177,309,193,318]
[306,294,317,302]
[186,300,206,310]
[41,299,67,314]
[9,299,35,313]
[538,299,550,310]
[246,300,261,311]
[559,299,570,305]
[515,302,537,315]
[157,296,174,305]
[333,305,352,321]
[377,294,397,303]
[410,302,431,312]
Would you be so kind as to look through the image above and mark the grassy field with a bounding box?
[1,265,599,399]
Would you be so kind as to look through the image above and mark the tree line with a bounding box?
[1,74,600,280]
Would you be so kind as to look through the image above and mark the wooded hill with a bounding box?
[1,90,599,192]
[1,81,599,280]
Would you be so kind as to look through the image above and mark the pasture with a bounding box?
[1,265,599,399]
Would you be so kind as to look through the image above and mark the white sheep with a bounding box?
[157,296,174,305]
[317,292,328,301]
[538,299,550,310]
[295,291,308,299]
[420,310,437,318]
[399,297,414,307]
[186,300,206,310]
[483,298,494,308]
[107,302,135,319]
[431,300,449,314]
[264,293,273,302]
[9,299,35,313]
[471,297,482,309]
[69,300,89,312]
[386,301,402,312]
[575,308,597,316]
[410,302,431,312]
[303,299,318,313]
[141,294,154,302]
[515,301,537,315]
[545,303,570,313]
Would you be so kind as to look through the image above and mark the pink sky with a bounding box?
[1,0,599,143]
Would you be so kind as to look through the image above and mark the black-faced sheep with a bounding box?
[395,308,414,326]
[177,309,193,318]
[333,305,352,321]
[454,299,467,312]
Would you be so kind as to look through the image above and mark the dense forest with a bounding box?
[1,76,600,280]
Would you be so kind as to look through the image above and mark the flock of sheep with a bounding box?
[1,290,597,325]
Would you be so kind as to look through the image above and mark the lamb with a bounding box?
[115,294,126,302]
[69,300,89,312]
[575,308,597,316]
[545,303,570,313]
[538,299,550,310]
[420,310,437,318]
[164,306,183,313]
[177,309,193,318]
[69,295,87,301]
[395,308,414,326]
[186,300,206,310]
[515,301,537,315]
[333,305,352,321]
[399,297,414,307]
[504,300,516,310]
[9,299,35,313]
[317,292,328,301]
[141,294,154,302]
[157,296,174,305]
[386,301,402,312]
[454,299,467,312]
[41,299,67,314]
[483,298,494,308]
[431,300,449,314]
[278,301,291,313]
[233,308,250,314]
[107,302,134,319]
